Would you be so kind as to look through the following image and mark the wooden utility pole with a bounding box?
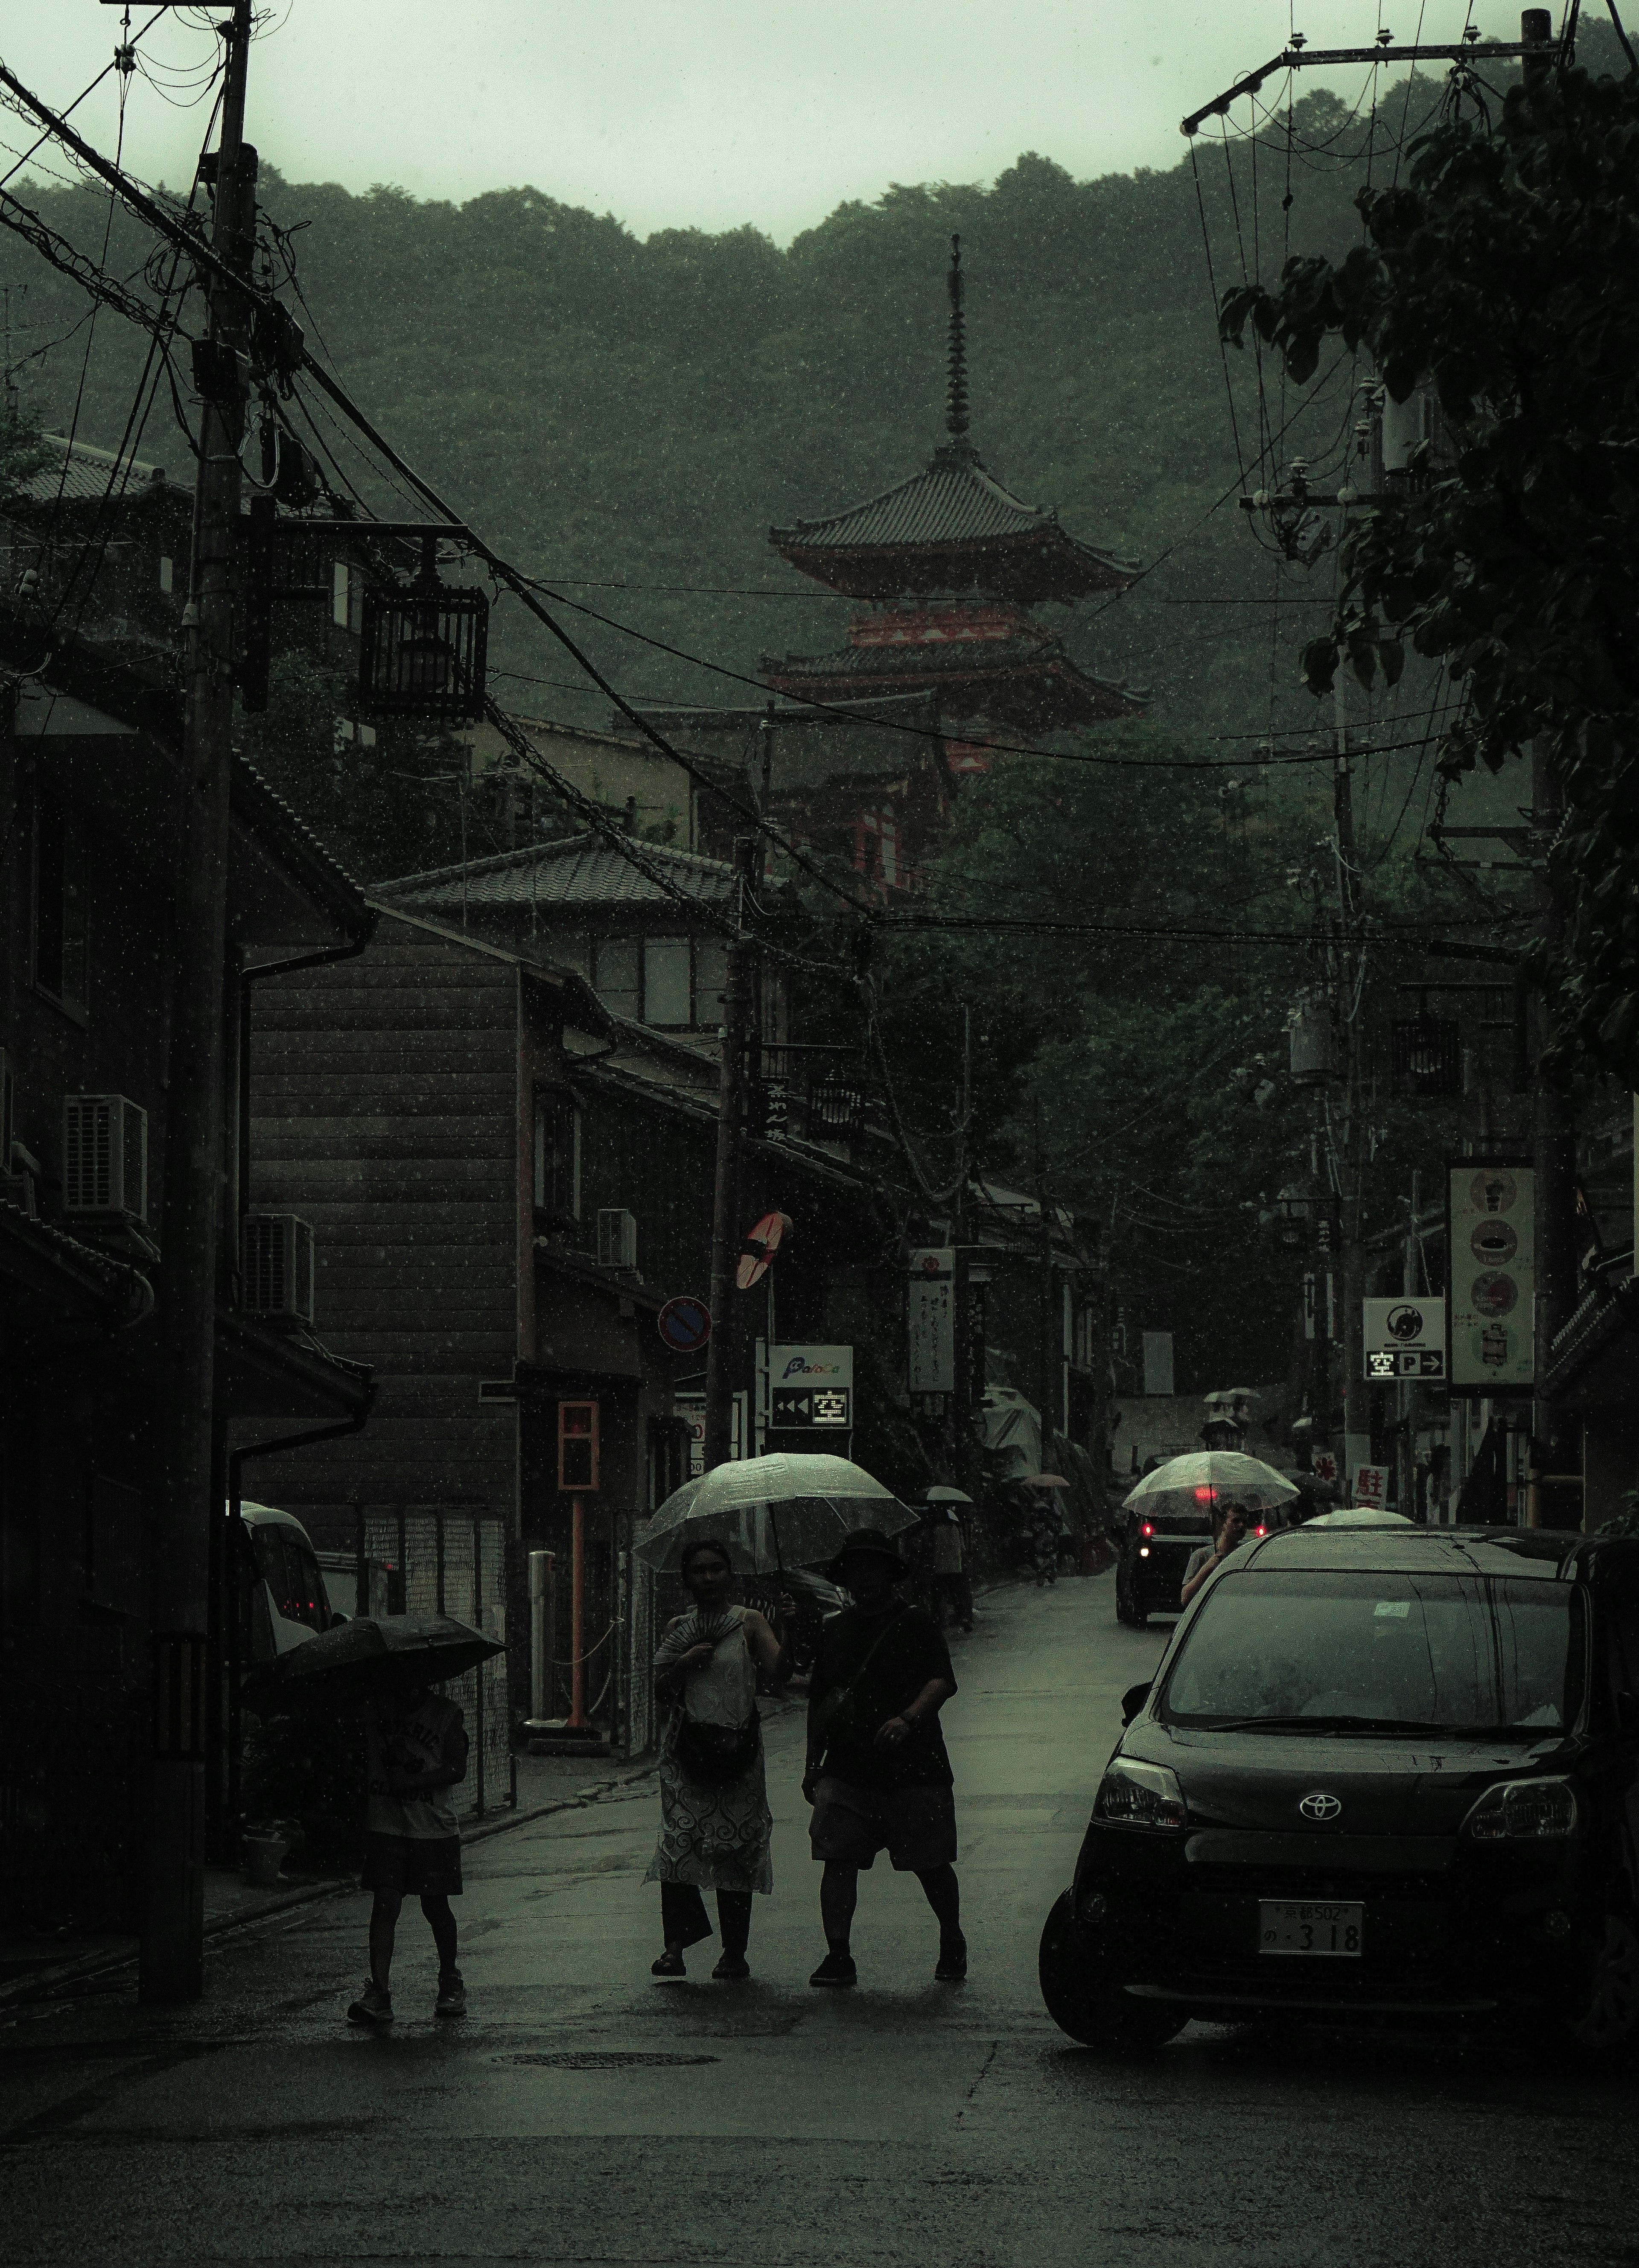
[703,837,758,1469]
[143,0,255,2005]
[1333,676,1371,1495]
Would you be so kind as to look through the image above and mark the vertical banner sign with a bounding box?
[1353,1464,1389,1509]
[674,1394,706,1478]
[1447,1159,1535,1393]
[1141,1332,1175,1397]
[907,1248,956,1395]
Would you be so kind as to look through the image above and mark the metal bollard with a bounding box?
[528,1548,555,1723]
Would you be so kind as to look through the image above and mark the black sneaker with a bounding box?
[434,1968,466,2017]
[651,1950,687,1979]
[347,1981,394,2027]
[712,1953,750,1981]
[809,1950,857,1988]
[934,1934,968,1982]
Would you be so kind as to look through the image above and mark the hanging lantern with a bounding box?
[1392,1015,1461,1097]
[359,545,488,722]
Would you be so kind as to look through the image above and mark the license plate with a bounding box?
[1259,1899,1364,1957]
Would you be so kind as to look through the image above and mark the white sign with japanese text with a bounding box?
[907,1249,956,1394]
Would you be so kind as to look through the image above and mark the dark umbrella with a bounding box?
[243,1613,503,1712]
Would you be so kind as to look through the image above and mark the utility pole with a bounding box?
[703,836,758,1469]
[143,0,255,2005]
[1333,673,1371,1495]
[1530,735,1577,1525]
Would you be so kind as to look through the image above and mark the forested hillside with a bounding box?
[6,84,1426,746]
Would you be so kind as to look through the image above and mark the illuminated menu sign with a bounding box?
[1447,1159,1535,1393]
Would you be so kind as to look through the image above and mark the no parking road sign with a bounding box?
[658,1295,712,1354]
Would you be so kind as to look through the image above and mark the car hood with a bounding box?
[1121,1720,1578,1837]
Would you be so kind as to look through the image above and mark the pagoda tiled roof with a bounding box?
[763,636,1147,729]
[770,441,1137,605]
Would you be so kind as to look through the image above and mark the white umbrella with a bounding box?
[1123,1450,1299,1519]
[636,1452,914,1574]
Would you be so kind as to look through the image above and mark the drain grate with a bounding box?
[499,2051,720,2070]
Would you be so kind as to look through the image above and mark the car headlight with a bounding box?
[1462,1776,1579,1842]
[1094,1756,1187,1832]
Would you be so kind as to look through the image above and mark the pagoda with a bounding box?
[763,238,1146,748]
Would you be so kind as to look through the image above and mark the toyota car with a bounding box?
[1042,1525,1639,2055]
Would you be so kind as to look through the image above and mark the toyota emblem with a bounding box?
[1299,1792,1343,1821]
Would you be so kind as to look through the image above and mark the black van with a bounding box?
[1045,1524,1639,2056]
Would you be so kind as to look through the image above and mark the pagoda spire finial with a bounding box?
[945,233,971,447]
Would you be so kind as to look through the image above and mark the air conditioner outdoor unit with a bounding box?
[241,1213,315,1326]
[597,1207,638,1274]
[63,1093,148,1220]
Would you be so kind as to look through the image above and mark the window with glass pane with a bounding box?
[694,939,729,1028]
[592,937,640,1020]
[643,937,691,1027]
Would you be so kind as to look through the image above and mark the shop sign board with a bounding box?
[1447,1159,1536,1393]
[907,1249,956,1394]
[1362,1297,1446,1382]
[769,1344,852,1430]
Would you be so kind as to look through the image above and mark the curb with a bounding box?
[0,1755,663,2016]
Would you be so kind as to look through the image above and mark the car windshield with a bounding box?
[1161,1569,1580,1735]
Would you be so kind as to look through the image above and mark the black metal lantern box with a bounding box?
[359,576,489,723]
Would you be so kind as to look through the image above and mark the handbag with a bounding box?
[673,1706,761,1785]
[810,1608,905,1750]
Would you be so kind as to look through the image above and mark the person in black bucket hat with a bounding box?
[802,1528,964,1988]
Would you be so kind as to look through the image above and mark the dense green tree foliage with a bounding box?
[1221,54,1639,1087]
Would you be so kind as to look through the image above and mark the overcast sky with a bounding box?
[6,3,1525,241]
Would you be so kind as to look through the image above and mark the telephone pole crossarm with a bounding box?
[1181,36,1560,138]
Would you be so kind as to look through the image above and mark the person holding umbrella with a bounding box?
[804,1529,963,1988]
[645,1538,784,1981]
[347,1665,470,2028]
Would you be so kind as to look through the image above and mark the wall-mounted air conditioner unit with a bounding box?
[597,1207,638,1274]
[241,1213,315,1327]
[63,1094,148,1220]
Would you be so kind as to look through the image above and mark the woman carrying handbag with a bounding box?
[645,1537,784,1980]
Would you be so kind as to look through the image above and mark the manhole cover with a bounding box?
[499,2051,719,2069]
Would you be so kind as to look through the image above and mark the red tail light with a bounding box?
[1253,1525,1267,1537]
[1140,1522,1154,1537]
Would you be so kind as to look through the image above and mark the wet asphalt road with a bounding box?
[5,1574,1639,2268]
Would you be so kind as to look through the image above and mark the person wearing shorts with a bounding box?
[347,1672,468,2028]
[803,1528,963,1989]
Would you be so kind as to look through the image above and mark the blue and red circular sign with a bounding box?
[658,1295,712,1353]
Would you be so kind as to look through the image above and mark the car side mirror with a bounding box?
[1121,1681,1152,1726]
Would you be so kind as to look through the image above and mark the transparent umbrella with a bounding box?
[636,1452,917,1576]
[1122,1450,1299,1520]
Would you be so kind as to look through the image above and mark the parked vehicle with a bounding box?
[1043,1523,1639,2056]
[1114,1505,1214,1624]
[237,1502,339,1668]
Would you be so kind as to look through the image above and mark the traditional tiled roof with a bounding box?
[374,831,736,917]
[771,442,1137,605]
[764,636,1147,727]
[15,432,178,505]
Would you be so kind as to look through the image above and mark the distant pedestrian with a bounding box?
[919,1505,973,1632]
[1027,1490,1064,1587]
[804,1528,963,1989]
[646,1538,784,1981]
[347,1670,469,2027]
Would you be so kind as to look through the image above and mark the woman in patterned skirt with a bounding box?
[646,1538,783,1980]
